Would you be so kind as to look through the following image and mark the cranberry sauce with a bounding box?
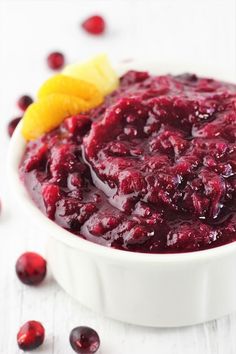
[20,71,236,253]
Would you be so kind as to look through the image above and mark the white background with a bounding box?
[0,0,236,353]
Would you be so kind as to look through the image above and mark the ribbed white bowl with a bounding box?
[7,60,236,327]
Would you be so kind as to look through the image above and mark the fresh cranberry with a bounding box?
[15,252,47,285]
[17,95,33,111]
[17,320,45,351]
[69,326,100,354]
[7,117,22,137]
[47,52,65,70]
[82,15,105,35]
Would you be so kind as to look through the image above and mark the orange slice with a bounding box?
[22,93,97,140]
[38,74,103,105]
[21,55,119,141]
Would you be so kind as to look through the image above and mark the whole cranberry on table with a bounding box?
[69,326,100,354]
[81,15,106,35]
[47,51,65,70]
[15,252,47,285]
[7,116,22,137]
[17,95,33,111]
[17,320,45,351]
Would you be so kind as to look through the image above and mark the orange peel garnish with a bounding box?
[38,74,102,104]
[21,75,103,141]
[22,92,102,141]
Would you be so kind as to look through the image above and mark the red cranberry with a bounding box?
[17,320,45,351]
[7,117,22,137]
[15,252,47,285]
[69,326,100,354]
[47,52,65,70]
[82,15,105,35]
[17,95,33,111]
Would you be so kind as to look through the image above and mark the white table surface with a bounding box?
[0,0,236,353]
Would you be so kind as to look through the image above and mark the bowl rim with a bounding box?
[7,59,236,265]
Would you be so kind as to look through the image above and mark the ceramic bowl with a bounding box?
[7,60,236,327]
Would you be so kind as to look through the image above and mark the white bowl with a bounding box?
[7,61,236,327]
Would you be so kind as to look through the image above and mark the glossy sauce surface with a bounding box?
[20,71,236,253]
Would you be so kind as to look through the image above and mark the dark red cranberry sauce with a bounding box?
[19,71,236,253]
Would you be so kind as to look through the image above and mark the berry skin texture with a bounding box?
[69,326,100,354]
[17,320,45,351]
[7,117,22,137]
[15,252,47,285]
[82,15,105,35]
[17,95,33,111]
[47,52,65,70]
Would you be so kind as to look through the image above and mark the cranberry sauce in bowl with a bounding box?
[19,71,236,253]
